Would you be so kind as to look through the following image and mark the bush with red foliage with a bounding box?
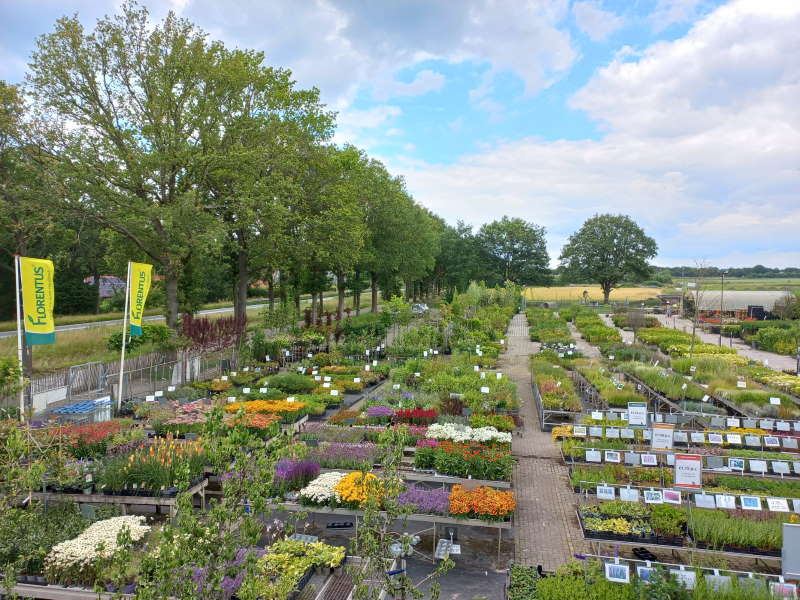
[394,408,439,425]
[182,314,246,352]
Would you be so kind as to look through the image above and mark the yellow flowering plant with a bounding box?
[334,471,383,506]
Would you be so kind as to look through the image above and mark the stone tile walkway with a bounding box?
[567,322,601,359]
[600,313,634,344]
[500,313,584,572]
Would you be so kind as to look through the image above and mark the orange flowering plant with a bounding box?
[223,399,307,422]
[448,484,515,522]
[225,413,281,439]
[97,436,207,493]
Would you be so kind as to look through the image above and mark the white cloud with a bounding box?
[188,0,577,106]
[332,105,402,147]
[448,117,464,132]
[336,105,402,130]
[391,0,800,266]
[650,0,702,32]
[573,1,624,41]
[372,69,446,101]
[385,128,403,136]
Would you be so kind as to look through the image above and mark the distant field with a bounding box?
[691,277,800,291]
[524,286,661,302]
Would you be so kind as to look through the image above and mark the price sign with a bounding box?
[674,454,703,489]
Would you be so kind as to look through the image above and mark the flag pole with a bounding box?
[117,262,131,412]
[14,255,25,422]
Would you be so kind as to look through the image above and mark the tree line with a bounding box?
[0,2,556,326]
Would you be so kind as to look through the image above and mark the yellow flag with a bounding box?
[20,257,56,345]
[129,262,153,336]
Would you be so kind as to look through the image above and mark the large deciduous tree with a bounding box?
[200,52,333,323]
[559,213,658,304]
[477,216,550,285]
[26,3,236,329]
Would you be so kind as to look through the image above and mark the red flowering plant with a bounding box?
[49,421,124,459]
[393,408,438,425]
[414,440,512,481]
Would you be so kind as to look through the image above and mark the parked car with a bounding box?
[411,303,429,315]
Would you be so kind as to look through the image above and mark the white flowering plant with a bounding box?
[425,423,512,445]
[298,472,345,506]
[44,516,150,586]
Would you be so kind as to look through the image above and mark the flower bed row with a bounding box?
[570,464,800,498]
[635,327,737,357]
[532,355,582,412]
[578,500,789,556]
[297,471,515,522]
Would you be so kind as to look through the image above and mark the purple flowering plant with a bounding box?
[365,405,395,423]
[397,485,449,515]
[307,442,380,470]
[273,458,320,492]
[187,547,266,599]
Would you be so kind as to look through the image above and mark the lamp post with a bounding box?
[718,271,728,346]
[796,344,800,376]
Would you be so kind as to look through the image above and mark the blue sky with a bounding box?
[1,0,798,267]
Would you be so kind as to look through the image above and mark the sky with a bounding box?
[1,0,798,268]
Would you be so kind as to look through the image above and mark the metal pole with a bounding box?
[718,272,725,346]
[117,262,132,411]
[14,255,26,422]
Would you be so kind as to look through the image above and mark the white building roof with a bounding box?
[691,290,793,312]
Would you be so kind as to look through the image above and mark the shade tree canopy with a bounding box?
[559,214,658,303]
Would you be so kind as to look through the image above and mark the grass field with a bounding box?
[524,286,661,302]
[683,277,800,291]
[0,293,377,374]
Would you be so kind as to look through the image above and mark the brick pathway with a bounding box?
[501,313,584,572]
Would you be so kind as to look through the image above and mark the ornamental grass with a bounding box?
[448,484,515,521]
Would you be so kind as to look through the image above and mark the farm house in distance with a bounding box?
[690,290,794,321]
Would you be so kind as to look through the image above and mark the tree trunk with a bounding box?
[336,272,346,320]
[353,270,360,315]
[267,276,275,312]
[234,247,249,324]
[165,270,180,330]
[310,292,317,323]
[318,290,325,322]
[370,272,378,313]
[602,282,612,305]
[92,260,101,313]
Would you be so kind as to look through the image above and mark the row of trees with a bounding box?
[0,2,557,327]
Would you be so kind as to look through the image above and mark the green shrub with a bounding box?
[267,373,317,394]
[650,504,687,536]
[106,323,172,351]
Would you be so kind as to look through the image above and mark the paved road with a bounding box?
[0,296,342,339]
